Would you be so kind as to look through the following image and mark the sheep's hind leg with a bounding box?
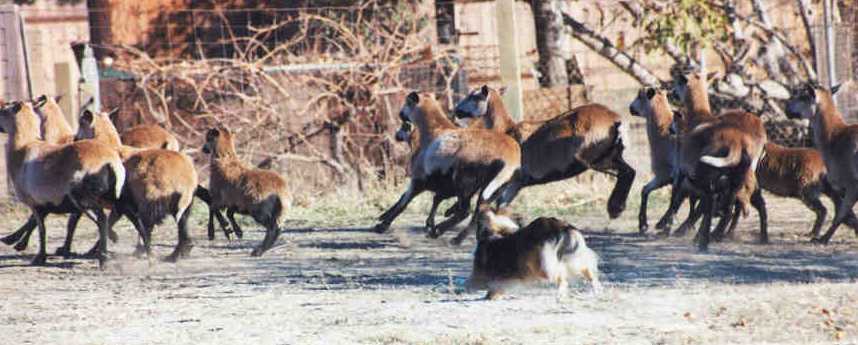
[31,209,49,266]
[605,155,636,219]
[227,208,243,239]
[166,207,194,262]
[251,220,281,257]
[696,194,715,252]
[54,212,82,258]
[815,189,858,244]
[374,182,425,233]
[5,215,37,251]
[424,194,443,233]
[639,177,671,235]
[430,195,471,240]
[449,194,483,245]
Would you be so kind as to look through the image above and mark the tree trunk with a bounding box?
[531,0,581,86]
[86,0,112,59]
[560,12,661,87]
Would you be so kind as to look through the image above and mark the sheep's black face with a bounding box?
[454,85,490,120]
[671,74,690,104]
[629,87,656,117]
[397,91,419,131]
[395,121,413,142]
[202,128,220,154]
[75,110,96,141]
[0,102,22,134]
[785,83,818,120]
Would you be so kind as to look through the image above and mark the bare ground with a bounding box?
[1,182,858,345]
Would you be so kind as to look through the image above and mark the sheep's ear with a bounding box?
[646,87,656,100]
[53,95,63,104]
[805,83,817,100]
[497,86,508,96]
[80,110,94,126]
[706,71,719,82]
[206,128,220,140]
[831,83,842,96]
[33,95,48,108]
[406,92,419,105]
[480,85,490,97]
[107,108,120,119]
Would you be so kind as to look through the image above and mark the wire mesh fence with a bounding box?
[6,1,858,197]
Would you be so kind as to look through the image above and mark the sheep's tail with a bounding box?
[194,185,212,204]
[108,159,126,200]
[700,146,742,168]
[480,159,515,201]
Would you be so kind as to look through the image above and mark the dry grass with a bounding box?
[0,177,857,344]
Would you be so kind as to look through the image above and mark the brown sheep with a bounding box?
[786,82,858,243]
[715,142,858,240]
[1,96,90,254]
[628,87,682,234]
[659,71,767,240]
[76,110,199,260]
[453,85,635,222]
[468,206,601,300]
[374,91,521,243]
[119,124,181,151]
[203,127,289,256]
[0,101,125,267]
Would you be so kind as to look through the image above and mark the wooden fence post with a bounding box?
[495,0,524,121]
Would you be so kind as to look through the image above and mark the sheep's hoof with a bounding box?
[133,245,151,258]
[638,223,649,235]
[810,237,831,245]
[13,240,28,252]
[108,229,119,243]
[449,235,466,246]
[485,290,503,301]
[372,223,391,234]
[758,236,769,244]
[696,242,709,252]
[607,203,625,219]
[655,230,671,238]
[655,218,672,231]
[54,246,74,258]
[233,230,243,239]
[31,254,47,266]
[250,247,265,257]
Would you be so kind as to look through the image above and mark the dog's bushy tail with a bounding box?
[558,229,602,292]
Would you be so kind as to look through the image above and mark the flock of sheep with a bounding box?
[0,67,854,300]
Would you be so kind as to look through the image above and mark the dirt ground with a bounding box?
[1,182,858,345]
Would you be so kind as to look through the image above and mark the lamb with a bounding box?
[468,205,601,300]
[786,82,858,243]
[374,91,521,243]
[75,110,199,260]
[203,126,289,256]
[453,85,635,223]
[0,101,125,266]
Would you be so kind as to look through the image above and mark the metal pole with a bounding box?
[823,0,837,92]
[17,8,33,99]
[495,0,524,121]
